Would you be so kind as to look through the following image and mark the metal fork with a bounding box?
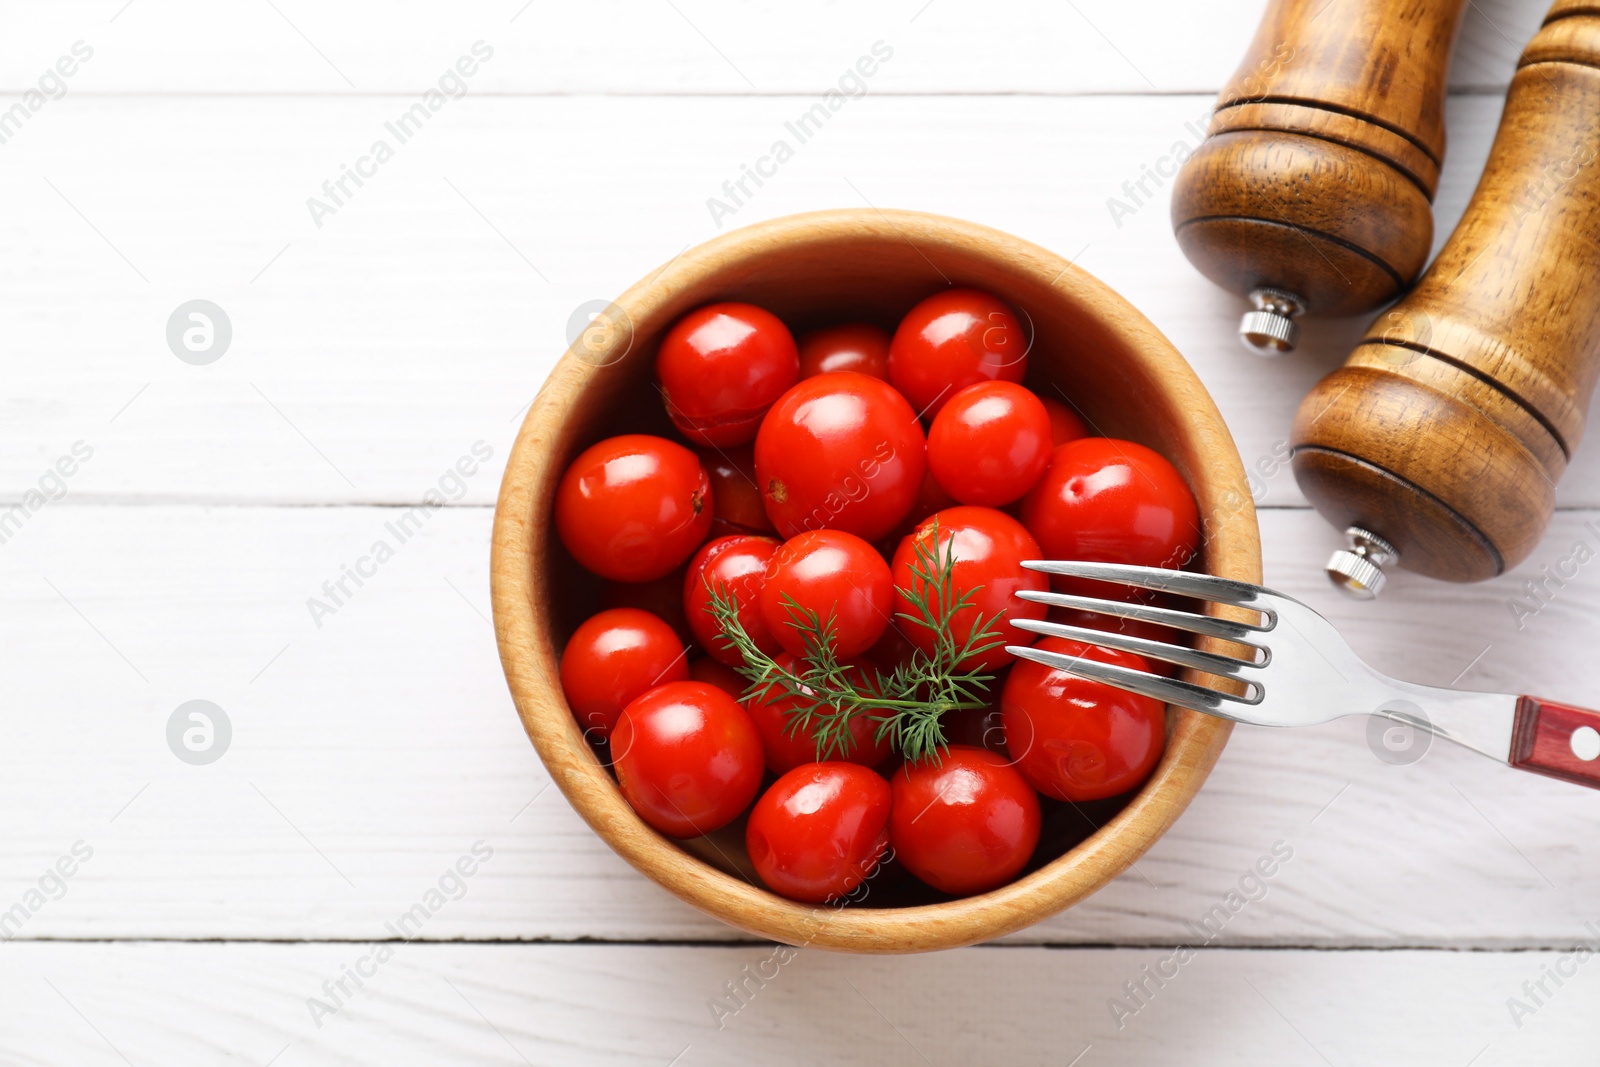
[1007,560,1600,791]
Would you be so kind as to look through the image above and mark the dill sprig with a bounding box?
[704,520,1006,765]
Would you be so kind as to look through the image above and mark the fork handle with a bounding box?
[1511,697,1600,788]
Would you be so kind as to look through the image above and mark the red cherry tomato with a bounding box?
[888,289,1028,420]
[1000,637,1166,801]
[689,656,749,699]
[797,323,892,381]
[754,371,926,542]
[1019,438,1201,599]
[600,566,693,647]
[760,530,892,659]
[560,608,690,742]
[612,680,764,838]
[555,434,712,582]
[890,506,1047,672]
[927,381,1052,507]
[888,746,1040,895]
[697,444,775,536]
[1039,396,1090,446]
[684,535,782,668]
[747,762,893,903]
[744,654,891,773]
[657,302,799,447]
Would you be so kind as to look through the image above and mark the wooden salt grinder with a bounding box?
[1171,0,1468,353]
[1293,0,1600,597]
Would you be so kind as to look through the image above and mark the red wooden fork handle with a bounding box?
[1511,697,1600,789]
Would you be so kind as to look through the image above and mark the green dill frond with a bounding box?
[703,518,1007,766]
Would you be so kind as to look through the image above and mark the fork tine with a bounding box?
[1009,617,1267,678]
[1006,644,1261,719]
[1020,560,1272,608]
[1014,588,1271,643]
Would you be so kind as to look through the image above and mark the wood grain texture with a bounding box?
[1218,0,1466,165]
[1209,99,1444,190]
[1294,0,1600,581]
[491,209,1258,952]
[3,941,1596,1066]
[1171,0,1468,315]
[1172,135,1435,314]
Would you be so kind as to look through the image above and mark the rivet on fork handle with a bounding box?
[1512,696,1600,788]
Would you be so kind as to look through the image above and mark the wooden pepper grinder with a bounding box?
[1293,0,1600,597]
[1171,0,1468,353]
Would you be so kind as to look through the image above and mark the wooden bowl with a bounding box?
[491,209,1260,953]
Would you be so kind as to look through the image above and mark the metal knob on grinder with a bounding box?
[1171,0,1468,353]
[1239,287,1305,355]
[1325,528,1399,599]
[1293,0,1600,595]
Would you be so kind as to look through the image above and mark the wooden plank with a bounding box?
[0,941,1593,1065]
[2,504,1597,945]
[13,91,1600,508]
[0,0,1544,96]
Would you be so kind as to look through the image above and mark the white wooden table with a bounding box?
[3,1,1597,1062]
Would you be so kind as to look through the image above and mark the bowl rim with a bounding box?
[491,208,1260,953]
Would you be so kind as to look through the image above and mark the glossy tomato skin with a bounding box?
[1039,396,1089,446]
[612,681,764,838]
[797,323,892,381]
[684,535,782,668]
[890,506,1047,672]
[888,289,1028,420]
[1001,637,1166,801]
[747,762,893,903]
[1020,438,1201,599]
[760,530,892,659]
[555,434,713,582]
[744,655,891,773]
[888,746,1040,896]
[657,302,799,447]
[560,608,690,742]
[698,444,776,536]
[754,372,926,542]
[927,381,1053,506]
